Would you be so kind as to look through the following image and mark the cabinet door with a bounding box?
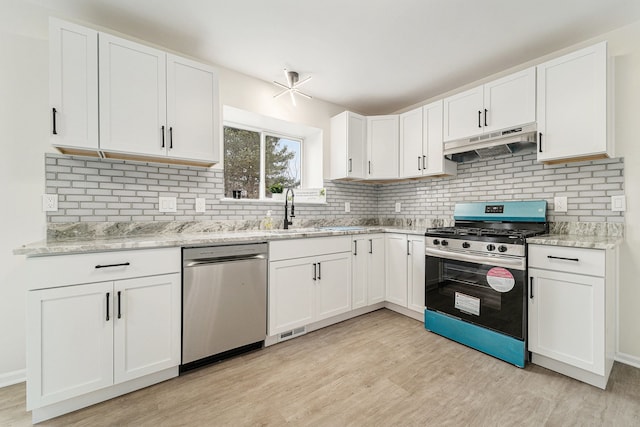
[528,268,605,375]
[367,115,399,179]
[49,18,98,151]
[351,237,368,309]
[407,236,426,313]
[385,234,408,307]
[443,85,483,141]
[114,273,181,384]
[483,67,536,133]
[166,54,219,163]
[269,258,315,335]
[399,107,423,178]
[347,112,366,178]
[422,100,455,176]
[315,253,352,321]
[537,42,607,162]
[27,282,113,409]
[368,235,386,305]
[99,33,167,157]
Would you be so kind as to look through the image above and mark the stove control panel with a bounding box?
[425,237,525,257]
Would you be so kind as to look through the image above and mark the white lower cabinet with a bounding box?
[25,248,181,421]
[385,233,426,315]
[528,244,616,389]
[268,237,352,336]
[352,234,385,309]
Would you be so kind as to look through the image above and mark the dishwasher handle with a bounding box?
[184,253,266,267]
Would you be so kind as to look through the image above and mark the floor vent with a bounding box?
[279,326,306,342]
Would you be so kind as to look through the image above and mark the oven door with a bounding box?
[425,247,526,340]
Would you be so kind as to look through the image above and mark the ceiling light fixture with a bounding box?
[273,69,312,106]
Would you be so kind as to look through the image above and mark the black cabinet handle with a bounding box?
[312,263,317,281]
[317,262,321,280]
[418,156,421,171]
[478,110,482,128]
[484,109,488,127]
[117,291,122,319]
[95,262,130,269]
[539,132,543,153]
[547,255,579,262]
[369,239,373,254]
[161,125,165,148]
[529,277,534,299]
[407,240,411,256]
[368,161,371,174]
[422,155,426,170]
[348,158,352,173]
[353,240,358,256]
[106,292,110,321]
[169,127,173,149]
[52,108,58,135]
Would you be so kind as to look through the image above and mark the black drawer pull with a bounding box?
[95,262,130,269]
[547,255,579,262]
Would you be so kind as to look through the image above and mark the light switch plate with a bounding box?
[554,196,567,213]
[42,194,58,212]
[611,195,626,212]
[395,202,401,213]
[159,196,177,213]
[344,202,351,213]
[195,198,206,213]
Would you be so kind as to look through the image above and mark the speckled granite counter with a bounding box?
[14,226,426,257]
[527,234,622,250]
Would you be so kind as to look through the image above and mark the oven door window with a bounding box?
[425,255,525,339]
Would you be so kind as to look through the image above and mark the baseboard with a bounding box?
[384,302,423,322]
[615,352,640,369]
[0,369,26,388]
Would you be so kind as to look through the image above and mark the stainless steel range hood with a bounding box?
[444,123,537,163]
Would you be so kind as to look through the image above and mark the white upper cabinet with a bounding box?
[443,67,536,142]
[49,18,99,153]
[330,111,366,179]
[400,102,456,178]
[536,42,610,162]
[367,115,399,179]
[99,33,167,157]
[166,54,219,163]
[50,19,219,166]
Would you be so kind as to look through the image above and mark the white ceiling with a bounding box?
[27,0,640,114]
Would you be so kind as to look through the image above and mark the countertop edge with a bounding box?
[526,234,623,250]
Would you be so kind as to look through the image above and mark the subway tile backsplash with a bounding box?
[45,151,624,226]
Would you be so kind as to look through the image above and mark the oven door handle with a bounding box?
[425,247,526,271]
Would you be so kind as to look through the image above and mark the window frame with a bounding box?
[223,122,304,200]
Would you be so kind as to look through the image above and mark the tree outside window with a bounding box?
[224,126,301,199]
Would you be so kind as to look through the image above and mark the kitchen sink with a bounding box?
[267,228,322,234]
[318,226,367,231]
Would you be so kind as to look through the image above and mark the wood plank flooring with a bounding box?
[2,309,640,426]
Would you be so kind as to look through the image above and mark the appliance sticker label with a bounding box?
[486,267,515,292]
[455,292,480,316]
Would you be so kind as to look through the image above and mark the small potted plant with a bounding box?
[269,183,284,200]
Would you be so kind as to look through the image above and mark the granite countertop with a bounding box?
[526,234,623,250]
[14,226,426,257]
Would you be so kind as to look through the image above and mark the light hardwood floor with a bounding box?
[2,309,639,426]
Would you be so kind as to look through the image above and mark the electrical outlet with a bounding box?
[195,198,206,213]
[554,196,567,213]
[158,196,177,213]
[611,195,626,212]
[395,202,401,213]
[42,194,58,212]
[344,202,351,213]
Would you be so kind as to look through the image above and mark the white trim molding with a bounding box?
[0,369,26,388]
[615,352,640,370]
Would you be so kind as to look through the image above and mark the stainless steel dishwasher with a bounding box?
[181,243,267,371]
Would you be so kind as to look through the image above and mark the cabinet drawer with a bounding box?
[269,236,351,261]
[528,244,605,277]
[26,248,181,290]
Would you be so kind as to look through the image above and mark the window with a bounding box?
[224,126,302,199]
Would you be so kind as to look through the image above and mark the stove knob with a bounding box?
[441,240,449,246]
[433,239,440,245]
[462,242,471,249]
[486,244,496,251]
[498,245,507,253]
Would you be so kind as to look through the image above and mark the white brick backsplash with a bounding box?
[45,152,623,223]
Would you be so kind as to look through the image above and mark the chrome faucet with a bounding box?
[284,188,295,229]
